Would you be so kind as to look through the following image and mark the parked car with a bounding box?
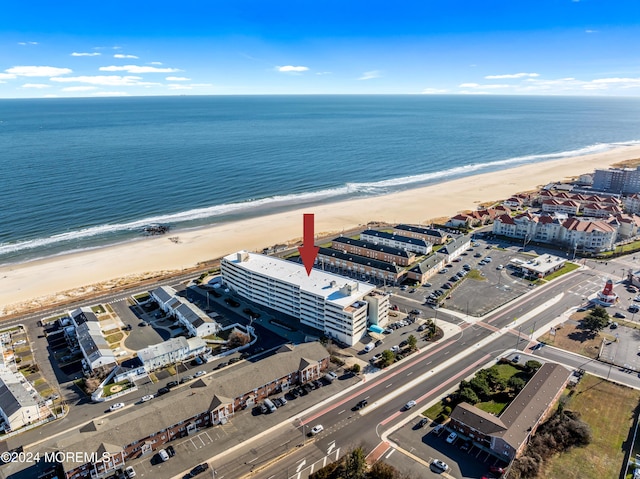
[446,432,458,444]
[167,445,176,457]
[370,354,382,363]
[191,356,204,366]
[158,449,170,462]
[610,322,619,329]
[157,387,170,395]
[630,305,640,313]
[512,355,521,363]
[489,465,506,474]
[417,324,428,332]
[228,357,241,364]
[215,362,228,369]
[167,381,179,388]
[310,424,324,435]
[140,395,154,402]
[325,371,338,381]
[431,459,449,472]
[375,339,384,347]
[125,466,136,478]
[417,418,429,428]
[194,370,206,377]
[180,375,194,384]
[109,402,125,412]
[460,440,471,451]
[614,312,626,319]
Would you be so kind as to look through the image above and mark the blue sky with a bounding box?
[1,0,639,98]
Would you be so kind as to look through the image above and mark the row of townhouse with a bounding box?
[446,205,512,229]
[56,343,330,479]
[406,234,472,285]
[492,211,640,252]
[359,229,432,255]
[539,189,623,207]
[331,236,416,266]
[541,198,623,217]
[67,308,117,374]
[221,251,389,346]
[150,286,220,337]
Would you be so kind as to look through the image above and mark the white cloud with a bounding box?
[22,83,50,89]
[189,83,213,87]
[166,76,191,81]
[50,75,161,87]
[0,73,17,80]
[167,84,193,90]
[421,88,449,94]
[114,54,139,59]
[92,91,129,97]
[18,41,38,46]
[42,94,59,98]
[591,77,640,84]
[316,71,332,75]
[458,90,491,95]
[585,30,597,33]
[459,82,480,88]
[99,65,180,73]
[484,72,539,79]
[277,65,309,73]
[149,62,163,65]
[61,86,98,92]
[6,66,72,77]
[358,70,381,80]
[71,52,101,57]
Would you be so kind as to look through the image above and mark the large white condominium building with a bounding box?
[221,251,389,346]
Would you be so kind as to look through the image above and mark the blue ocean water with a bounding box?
[1,94,640,265]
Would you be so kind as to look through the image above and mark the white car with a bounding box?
[497,264,504,270]
[391,345,400,353]
[310,424,324,435]
[194,370,206,377]
[370,354,382,363]
[158,449,169,462]
[109,402,125,412]
[140,395,154,402]
[124,466,136,478]
[431,459,449,472]
[404,400,417,410]
[446,431,458,444]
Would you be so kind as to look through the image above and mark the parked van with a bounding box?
[363,343,374,353]
[263,398,277,413]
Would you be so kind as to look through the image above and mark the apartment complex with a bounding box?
[393,224,449,245]
[0,368,45,432]
[592,166,640,194]
[221,251,389,346]
[137,337,207,373]
[449,363,570,461]
[360,229,431,255]
[68,308,116,374]
[150,286,219,337]
[317,247,405,284]
[331,236,415,266]
[493,212,619,252]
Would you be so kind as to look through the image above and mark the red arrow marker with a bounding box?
[298,214,319,276]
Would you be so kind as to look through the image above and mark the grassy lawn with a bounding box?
[40,387,54,397]
[543,262,580,281]
[425,402,445,421]
[616,240,640,254]
[104,381,132,397]
[466,269,486,281]
[539,375,640,479]
[33,378,46,387]
[105,332,124,344]
[475,400,508,415]
[133,292,151,302]
[91,304,106,314]
[537,314,614,359]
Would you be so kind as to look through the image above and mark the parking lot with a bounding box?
[390,417,507,478]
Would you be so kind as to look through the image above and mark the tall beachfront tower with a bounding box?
[220,251,389,346]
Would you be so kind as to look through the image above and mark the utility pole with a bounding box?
[515,325,522,350]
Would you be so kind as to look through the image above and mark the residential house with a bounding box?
[69,308,116,374]
[393,224,449,245]
[0,368,46,432]
[541,199,580,215]
[436,234,472,262]
[446,214,474,228]
[137,337,207,373]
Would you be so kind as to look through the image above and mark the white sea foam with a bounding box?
[2,140,639,257]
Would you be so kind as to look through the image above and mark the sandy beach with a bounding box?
[2,144,640,317]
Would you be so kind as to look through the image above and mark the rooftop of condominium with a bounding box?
[222,251,376,307]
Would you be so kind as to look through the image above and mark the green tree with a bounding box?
[508,376,527,393]
[381,349,395,367]
[525,360,542,372]
[459,387,479,404]
[369,461,397,479]
[344,447,367,479]
[583,306,609,333]
[407,335,417,351]
[349,363,361,374]
[469,376,491,399]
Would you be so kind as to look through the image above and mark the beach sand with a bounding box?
[2,144,640,317]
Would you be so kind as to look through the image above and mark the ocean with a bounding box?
[1,94,640,265]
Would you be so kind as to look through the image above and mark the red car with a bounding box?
[489,465,506,475]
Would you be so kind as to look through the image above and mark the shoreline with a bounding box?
[3,144,640,317]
